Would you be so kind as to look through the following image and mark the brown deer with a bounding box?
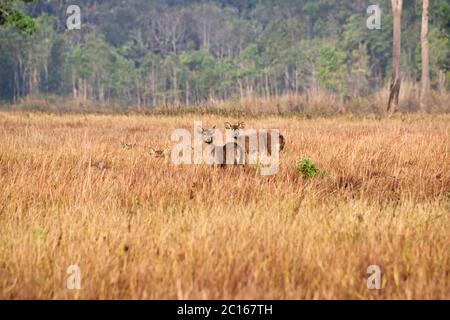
[121,135,137,150]
[198,126,244,167]
[149,148,171,158]
[225,122,285,157]
[121,142,137,150]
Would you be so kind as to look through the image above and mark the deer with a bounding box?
[121,142,137,150]
[224,121,285,158]
[121,135,137,150]
[198,126,244,167]
[149,148,171,158]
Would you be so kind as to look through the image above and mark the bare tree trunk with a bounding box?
[387,0,403,114]
[44,63,49,93]
[99,83,105,105]
[265,72,270,98]
[284,66,290,94]
[185,79,190,106]
[135,76,141,109]
[152,68,157,107]
[294,67,299,96]
[13,68,18,103]
[272,76,279,97]
[30,68,39,96]
[17,54,24,97]
[81,78,87,100]
[238,80,244,100]
[72,76,77,99]
[420,0,430,113]
[173,67,178,106]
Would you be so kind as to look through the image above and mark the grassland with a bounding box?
[0,111,449,299]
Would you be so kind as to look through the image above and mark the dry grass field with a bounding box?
[0,111,449,299]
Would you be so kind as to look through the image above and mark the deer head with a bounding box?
[149,148,171,158]
[197,125,217,145]
[225,121,245,140]
[121,142,136,150]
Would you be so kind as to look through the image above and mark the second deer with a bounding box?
[225,121,285,157]
[199,125,244,167]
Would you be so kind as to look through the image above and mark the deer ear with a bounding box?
[225,122,231,129]
[163,149,171,155]
[149,148,155,155]
[197,126,203,133]
[239,122,245,129]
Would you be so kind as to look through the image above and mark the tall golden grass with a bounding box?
[0,111,449,299]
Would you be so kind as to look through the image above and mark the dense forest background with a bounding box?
[0,0,449,112]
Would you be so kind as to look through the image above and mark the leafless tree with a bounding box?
[387,0,403,114]
[420,0,430,113]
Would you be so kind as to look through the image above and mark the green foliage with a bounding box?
[180,49,219,100]
[297,158,320,179]
[431,0,450,36]
[0,0,449,106]
[0,0,37,34]
[316,45,347,93]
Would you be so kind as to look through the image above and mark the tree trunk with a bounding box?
[135,76,141,109]
[238,80,244,100]
[387,0,403,114]
[173,67,178,106]
[99,83,105,105]
[185,79,190,106]
[13,68,18,103]
[265,72,270,98]
[420,0,430,113]
[44,63,49,93]
[152,68,157,107]
[17,54,24,98]
[81,78,87,100]
[72,76,77,99]
[284,66,290,94]
[30,68,39,96]
[294,67,299,95]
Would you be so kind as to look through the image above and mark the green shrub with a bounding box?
[297,158,321,179]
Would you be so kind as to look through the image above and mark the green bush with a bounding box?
[297,158,320,179]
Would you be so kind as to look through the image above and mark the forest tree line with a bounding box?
[0,0,449,109]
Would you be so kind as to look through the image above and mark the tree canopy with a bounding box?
[0,0,36,33]
[0,0,449,108]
